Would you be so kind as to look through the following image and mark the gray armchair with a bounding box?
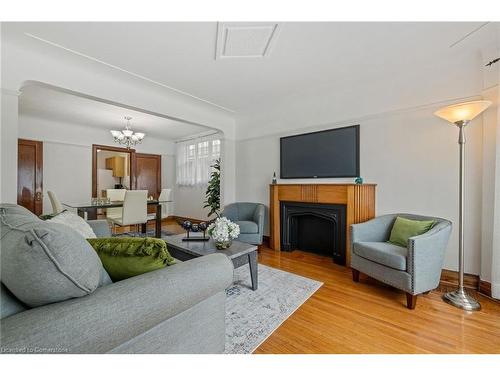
[350,213,452,309]
[222,202,265,245]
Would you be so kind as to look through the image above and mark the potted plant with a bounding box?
[204,158,240,249]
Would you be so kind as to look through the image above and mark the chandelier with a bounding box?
[110,116,145,149]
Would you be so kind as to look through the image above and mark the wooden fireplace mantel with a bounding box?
[269,183,376,266]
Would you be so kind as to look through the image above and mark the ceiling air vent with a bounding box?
[215,22,281,59]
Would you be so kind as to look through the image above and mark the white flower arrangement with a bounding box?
[208,217,240,244]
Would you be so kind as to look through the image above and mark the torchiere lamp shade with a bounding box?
[434,100,492,124]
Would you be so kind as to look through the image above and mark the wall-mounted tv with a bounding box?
[280,125,360,179]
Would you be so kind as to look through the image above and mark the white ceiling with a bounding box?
[5,22,498,119]
[19,84,214,140]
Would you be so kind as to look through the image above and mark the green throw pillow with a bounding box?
[388,216,435,247]
[87,237,176,281]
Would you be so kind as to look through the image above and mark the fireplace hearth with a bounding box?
[280,201,346,265]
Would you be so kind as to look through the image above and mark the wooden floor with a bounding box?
[146,220,500,353]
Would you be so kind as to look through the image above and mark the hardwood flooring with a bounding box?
[134,220,500,353]
[254,247,500,354]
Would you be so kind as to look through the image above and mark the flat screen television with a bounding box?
[280,125,360,179]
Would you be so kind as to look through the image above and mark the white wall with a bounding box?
[235,103,484,275]
[18,114,176,215]
[0,90,19,203]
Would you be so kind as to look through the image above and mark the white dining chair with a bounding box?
[47,191,64,214]
[106,188,127,221]
[147,188,173,222]
[108,190,148,235]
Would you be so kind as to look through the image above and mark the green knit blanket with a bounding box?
[87,237,176,281]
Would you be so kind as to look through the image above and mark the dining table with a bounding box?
[63,199,172,238]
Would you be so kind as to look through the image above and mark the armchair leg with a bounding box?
[406,293,417,309]
[352,268,360,282]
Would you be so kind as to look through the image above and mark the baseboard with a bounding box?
[479,280,492,297]
[439,269,495,299]
[439,269,479,290]
[262,235,270,247]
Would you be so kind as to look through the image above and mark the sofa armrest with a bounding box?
[0,254,233,353]
[350,214,396,244]
[407,222,452,294]
[87,219,111,238]
[253,204,265,234]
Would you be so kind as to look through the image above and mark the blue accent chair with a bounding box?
[222,202,265,245]
[351,213,452,309]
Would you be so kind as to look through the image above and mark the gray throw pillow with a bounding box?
[0,204,105,307]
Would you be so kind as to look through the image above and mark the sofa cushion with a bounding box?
[87,237,176,281]
[235,220,258,234]
[353,241,408,271]
[45,210,97,239]
[388,216,435,247]
[0,204,105,307]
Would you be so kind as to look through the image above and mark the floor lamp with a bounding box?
[434,100,491,311]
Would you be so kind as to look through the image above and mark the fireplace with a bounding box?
[280,201,346,265]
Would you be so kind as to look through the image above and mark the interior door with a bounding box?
[17,139,43,215]
[135,153,161,203]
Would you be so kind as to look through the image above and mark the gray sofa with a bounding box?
[351,213,452,309]
[0,204,233,354]
[222,202,265,245]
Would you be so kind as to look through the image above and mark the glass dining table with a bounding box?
[63,200,172,238]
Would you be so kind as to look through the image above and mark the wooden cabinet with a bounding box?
[105,156,126,177]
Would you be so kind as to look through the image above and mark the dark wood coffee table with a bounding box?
[163,234,258,290]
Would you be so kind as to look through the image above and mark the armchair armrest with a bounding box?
[407,221,452,294]
[253,204,265,234]
[87,219,111,238]
[0,254,233,353]
[350,214,396,244]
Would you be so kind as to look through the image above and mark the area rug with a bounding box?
[225,264,322,354]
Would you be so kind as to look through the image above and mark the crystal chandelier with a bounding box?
[110,116,145,149]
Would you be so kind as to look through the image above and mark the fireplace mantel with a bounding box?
[269,183,376,266]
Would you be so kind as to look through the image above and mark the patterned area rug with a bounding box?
[225,264,322,354]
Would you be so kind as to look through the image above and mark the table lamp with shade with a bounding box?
[434,100,491,311]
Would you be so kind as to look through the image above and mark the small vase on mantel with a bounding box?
[272,172,277,185]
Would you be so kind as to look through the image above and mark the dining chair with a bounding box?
[108,190,148,235]
[147,188,173,222]
[106,188,127,221]
[47,191,64,214]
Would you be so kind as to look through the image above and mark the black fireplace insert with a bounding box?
[280,201,346,265]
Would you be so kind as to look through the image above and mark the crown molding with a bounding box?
[1,88,22,96]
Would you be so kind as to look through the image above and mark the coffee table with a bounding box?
[163,234,258,291]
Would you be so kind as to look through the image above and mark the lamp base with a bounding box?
[442,288,481,311]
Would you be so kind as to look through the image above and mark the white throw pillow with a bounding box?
[47,210,97,239]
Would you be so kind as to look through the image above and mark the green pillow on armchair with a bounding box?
[87,237,176,281]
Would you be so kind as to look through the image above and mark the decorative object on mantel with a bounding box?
[354,176,363,184]
[181,220,210,242]
[208,217,240,250]
[110,116,145,149]
[435,99,492,311]
[272,172,277,184]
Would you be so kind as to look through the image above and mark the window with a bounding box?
[176,135,222,186]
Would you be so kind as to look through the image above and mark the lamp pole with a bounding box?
[435,100,491,311]
[442,120,480,311]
